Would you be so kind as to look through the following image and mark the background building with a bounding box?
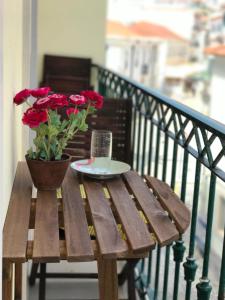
[106,21,187,90]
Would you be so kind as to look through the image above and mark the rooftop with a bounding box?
[107,21,133,38]
[107,20,186,41]
[205,45,225,56]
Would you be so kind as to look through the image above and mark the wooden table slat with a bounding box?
[33,190,60,262]
[3,162,32,262]
[83,178,128,258]
[145,176,190,233]
[106,178,155,252]
[62,169,94,261]
[123,171,179,246]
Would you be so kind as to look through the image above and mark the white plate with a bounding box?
[70,158,131,179]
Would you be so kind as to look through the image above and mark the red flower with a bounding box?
[69,95,86,105]
[48,94,68,109]
[13,89,31,105]
[33,97,52,109]
[22,108,48,128]
[66,107,79,117]
[30,87,51,98]
[81,90,103,109]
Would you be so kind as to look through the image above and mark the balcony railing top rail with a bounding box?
[92,63,225,138]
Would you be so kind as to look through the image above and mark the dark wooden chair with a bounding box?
[40,54,92,93]
[29,98,136,300]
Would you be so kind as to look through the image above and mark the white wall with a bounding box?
[209,56,225,124]
[2,0,30,228]
[0,0,32,297]
[0,0,4,297]
[38,0,107,81]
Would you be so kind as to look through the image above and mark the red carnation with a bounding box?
[22,108,48,128]
[30,87,51,98]
[66,107,79,117]
[33,97,52,109]
[48,94,68,109]
[69,95,86,105]
[81,90,103,109]
[13,89,31,105]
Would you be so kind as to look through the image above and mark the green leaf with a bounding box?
[60,120,69,131]
[39,150,48,160]
[27,147,36,159]
[48,125,59,137]
[38,123,48,136]
[55,151,62,160]
[88,106,96,113]
[49,110,61,127]
[79,123,88,132]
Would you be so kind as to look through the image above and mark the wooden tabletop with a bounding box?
[3,162,190,263]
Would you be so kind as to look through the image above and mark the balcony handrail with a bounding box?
[92,63,225,138]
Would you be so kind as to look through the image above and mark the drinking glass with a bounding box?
[91,130,112,160]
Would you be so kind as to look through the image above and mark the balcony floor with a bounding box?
[27,261,134,300]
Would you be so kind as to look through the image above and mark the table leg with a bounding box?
[2,260,13,300]
[15,263,22,300]
[39,263,46,300]
[97,258,118,300]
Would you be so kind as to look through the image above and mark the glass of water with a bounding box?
[91,130,112,160]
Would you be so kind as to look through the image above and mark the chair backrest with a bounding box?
[40,55,92,93]
[60,98,132,164]
[41,75,92,94]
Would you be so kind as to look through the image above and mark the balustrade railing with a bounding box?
[92,64,225,300]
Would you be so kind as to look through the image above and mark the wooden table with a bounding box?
[3,162,190,300]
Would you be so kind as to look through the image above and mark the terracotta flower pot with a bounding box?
[25,154,71,190]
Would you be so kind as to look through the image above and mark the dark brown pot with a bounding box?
[25,154,71,190]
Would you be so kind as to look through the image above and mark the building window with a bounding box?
[141,64,148,75]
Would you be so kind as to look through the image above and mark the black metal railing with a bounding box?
[92,64,225,300]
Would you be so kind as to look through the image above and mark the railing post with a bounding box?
[196,173,216,300]
[173,239,186,300]
[218,226,225,300]
[183,160,201,300]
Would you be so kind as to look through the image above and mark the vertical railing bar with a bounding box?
[136,111,143,173]
[218,226,225,300]
[141,116,148,176]
[173,239,187,300]
[180,150,189,203]
[140,258,145,273]
[162,245,171,300]
[162,133,170,300]
[154,126,161,178]
[148,122,154,176]
[154,245,161,300]
[153,122,162,299]
[196,173,216,299]
[184,160,201,300]
[170,142,185,300]
[201,173,216,277]
[162,134,169,182]
[171,142,178,190]
[132,106,138,170]
[172,147,189,300]
[147,252,152,286]
[189,160,202,256]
